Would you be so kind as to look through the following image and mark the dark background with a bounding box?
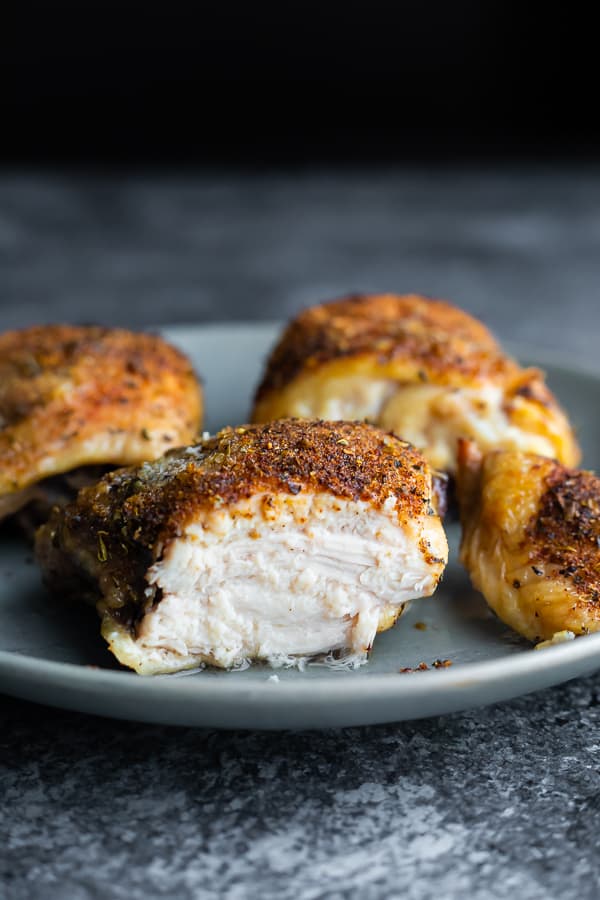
[2,2,600,337]
[4,1,600,166]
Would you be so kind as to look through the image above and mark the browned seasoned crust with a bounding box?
[527,464,600,604]
[0,324,202,496]
[254,294,517,402]
[36,419,438,628]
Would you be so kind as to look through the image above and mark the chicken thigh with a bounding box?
[457,440,600,641]
[252,294,579,474]
[36,419,448,674]
[0,325,202,525]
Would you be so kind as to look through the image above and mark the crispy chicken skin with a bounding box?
[252,294,580,474]
[457,440,600,641]
[36,419,448,674]
[0,325,202,521]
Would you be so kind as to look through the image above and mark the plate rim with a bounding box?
[2,628,600,699]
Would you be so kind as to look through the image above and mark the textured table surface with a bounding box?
[1,170,600,899]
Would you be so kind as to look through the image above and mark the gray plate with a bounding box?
[1,323,600,729]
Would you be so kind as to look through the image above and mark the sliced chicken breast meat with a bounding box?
[251,294,580,474]
[36,419,448,674]
[0,324,203,524]
[457,439,600,642]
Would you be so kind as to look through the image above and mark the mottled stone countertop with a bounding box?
[1,170,600,899]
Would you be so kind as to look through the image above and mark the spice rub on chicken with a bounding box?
[0,325,203,524]
[457,440,600,642]
[36,419,448,675]
[252,294,580,474]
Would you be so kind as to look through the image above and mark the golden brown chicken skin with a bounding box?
[36,419,448,674]
[457,440,600,642]
[0,325,202,522]
[252,294,580,474]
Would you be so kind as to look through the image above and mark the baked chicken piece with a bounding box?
[252,294,580,474]
[0,325,202,526]
[457,440,600,642]
[36,419,448,674]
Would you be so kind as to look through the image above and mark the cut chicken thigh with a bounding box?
[36,419,448,674]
